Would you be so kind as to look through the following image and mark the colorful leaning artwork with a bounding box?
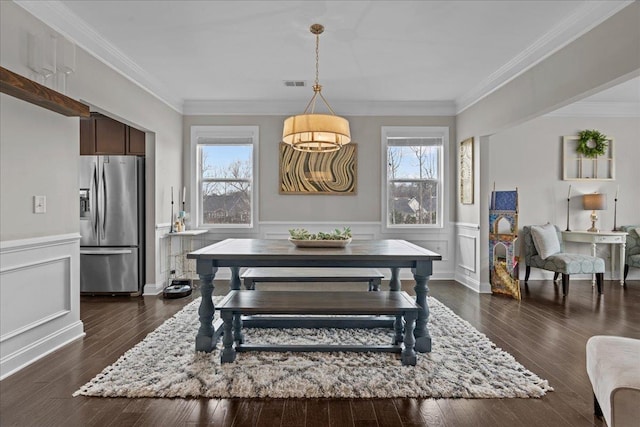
[489,188,521,300]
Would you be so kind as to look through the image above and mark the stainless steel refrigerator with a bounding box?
[79,155,144,293]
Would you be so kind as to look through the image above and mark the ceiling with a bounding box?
[16,0,637,115]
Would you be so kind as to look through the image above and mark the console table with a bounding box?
[562,230,627,286]
[187,238,441,354]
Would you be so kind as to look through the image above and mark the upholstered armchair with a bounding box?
[619,226,640,283]
[522,224,605,295]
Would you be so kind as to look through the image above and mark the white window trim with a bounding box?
[381,126,448,231]
[190,125,259,231]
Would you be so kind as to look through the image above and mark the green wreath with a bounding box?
[576,129,608,158]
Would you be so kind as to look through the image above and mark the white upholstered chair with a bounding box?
[586,336,640,427]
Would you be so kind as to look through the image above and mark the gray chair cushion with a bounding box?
[523,225,605,274]
[530,253,605,274]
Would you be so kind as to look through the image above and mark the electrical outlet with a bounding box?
[34,195,46,213]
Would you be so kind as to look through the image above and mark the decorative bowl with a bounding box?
[288,237,352,248]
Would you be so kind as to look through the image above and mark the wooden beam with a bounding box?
[0,66,89,117]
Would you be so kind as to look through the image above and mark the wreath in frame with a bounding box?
[576,129,608,158]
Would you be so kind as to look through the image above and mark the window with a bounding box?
[191,126,258,228]
[382,126,447,228]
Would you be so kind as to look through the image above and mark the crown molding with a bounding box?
[14,0,184,114]
[183,99,457,116]
[545,101,640,117]
[455,1,634,114]
[16,0,632,118]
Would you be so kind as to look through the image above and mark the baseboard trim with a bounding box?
[0,321,85,380]
[143,283,165,296]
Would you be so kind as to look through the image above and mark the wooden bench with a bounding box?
[217,290,421,366]
[241,267,384,291]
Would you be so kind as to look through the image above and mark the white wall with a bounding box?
[1,1,183,287]
[182,114,459,281]
[455,2,640,289]
[0,1,183,377]
[488,116,640,280]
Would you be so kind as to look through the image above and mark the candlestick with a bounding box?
[170,186,175,233]
[612,193,618,231]
[565,196,571,231]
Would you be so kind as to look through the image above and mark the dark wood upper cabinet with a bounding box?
[79,116,96,155]
[95,115,126,154]
[127,126,146,155]
[80,113,145,156]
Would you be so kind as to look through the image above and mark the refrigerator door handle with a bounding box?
[91,163,98,236]
[101,166,107,239]
[81,249,133,255]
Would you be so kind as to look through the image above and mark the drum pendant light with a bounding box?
[282,24,351,153]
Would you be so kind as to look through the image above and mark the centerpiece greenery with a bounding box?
[576,129,608,158]
[288,227,352,240]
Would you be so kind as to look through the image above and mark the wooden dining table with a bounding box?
[187,238,441,353]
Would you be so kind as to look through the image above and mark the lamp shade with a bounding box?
[282,113,351,152]
[583,193,607,211]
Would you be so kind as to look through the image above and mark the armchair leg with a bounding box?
[596,273,603,294]
[525,266,531,283]
[594,393,603,417]
[562,274,570,296]
[624,264,629,283]
[553,272,559,282]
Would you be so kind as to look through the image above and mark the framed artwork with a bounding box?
[279,142,357,195]
[460,137,474,204]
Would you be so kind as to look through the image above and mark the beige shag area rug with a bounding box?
[74,296,552,399]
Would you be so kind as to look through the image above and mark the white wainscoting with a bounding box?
[454,222,488,293]
[0,233,85,380]
[143,224,172,295]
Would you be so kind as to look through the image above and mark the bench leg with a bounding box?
[393,315,404,345]
[401,312,417,366]
[221,311,236,363]
[233,313,244,344]
[244,278,255,290]
[524,266,531,283]
[230,266,241,290]
[562,274,570,296]
[389,267,401,291]
[370,278,381,292]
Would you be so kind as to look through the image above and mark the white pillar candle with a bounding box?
[568,184,572,198]
[183,186,186,203]
[171,186,173,203]
[615,185,619,199]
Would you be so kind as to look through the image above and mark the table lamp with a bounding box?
[583,193,607,232]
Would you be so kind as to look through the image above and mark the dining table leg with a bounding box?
[195,265,218,352]
[389,267,401,291]
[413,273,432,353]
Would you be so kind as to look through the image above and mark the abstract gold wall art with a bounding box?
[279,142,357,194]
[460,137,474,204]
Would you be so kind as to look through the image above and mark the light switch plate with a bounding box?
[34,195,46,213]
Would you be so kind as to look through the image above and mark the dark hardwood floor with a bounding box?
[1,278,638,426]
